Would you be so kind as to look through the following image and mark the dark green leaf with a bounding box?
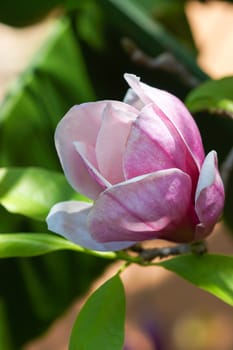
[159,254,233,306]
[0,0,63,27]
[74,1,106,50]
[99,0,206,80]
[151,0,196,53]
[0,250,109,348]
[0,299,13,350]
[224,164,233,235]
[69,274,125,350]
[0,167,90,220]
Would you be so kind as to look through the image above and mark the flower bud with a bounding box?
[47,74,225,251]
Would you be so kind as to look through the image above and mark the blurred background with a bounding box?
[0,1,233,349]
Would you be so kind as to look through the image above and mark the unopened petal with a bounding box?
[88,169,193,243]
[195,151,225,238]
[55,100,135,200]
[46,201,134,251]
[123,88,144,110]
[123,103,199,184]
[55,103,108,199]
[74,141,111,189]
[95,102,137,184]
[124,73,205,168]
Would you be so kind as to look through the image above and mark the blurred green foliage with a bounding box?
[0,0,63,27]
[0,0,232,348]
[186,77,233,114]
[0,167,90,220]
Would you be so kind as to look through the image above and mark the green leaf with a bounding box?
[0,167,90,220]
[186,76,233,114]
[159,254,233,306]
[69,274,125,350]
[0,233,117,260]
[0,233,79,258]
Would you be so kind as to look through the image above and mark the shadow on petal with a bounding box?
[47,200,134,251]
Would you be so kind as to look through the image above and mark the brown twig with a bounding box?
[121,37,200,88]
[129,241,207,262]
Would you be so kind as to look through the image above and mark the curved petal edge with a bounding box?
[195,151,225,238]
[88,169,193,243]
[46,201,134,251]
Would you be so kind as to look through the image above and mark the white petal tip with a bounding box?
[124,73,140,83]
[195,150,218,201]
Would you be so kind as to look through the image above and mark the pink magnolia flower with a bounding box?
[46,74,225,251]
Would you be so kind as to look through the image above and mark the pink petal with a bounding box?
[74,141,111,189]
[195,151,225,238]
[55,101,136,199]
[95,102,137,184]
[88,169,193,243]
[123,103,199,185]
[124,73,205,168]
[46,201,134,251]
[55,102,107,199]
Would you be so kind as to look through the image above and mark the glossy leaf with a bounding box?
[0,233,78,258]
[0,233,117,260]
[159,254,233,306]
[69,274,125,350]
[0,167,90,220]
[186,77,233,114]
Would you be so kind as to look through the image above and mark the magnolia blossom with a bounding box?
[47,74,225,251]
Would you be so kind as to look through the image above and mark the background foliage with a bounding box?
[0,0,232,348]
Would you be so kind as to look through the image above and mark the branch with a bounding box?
[128,241,207,262]
[121,37,200,88]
